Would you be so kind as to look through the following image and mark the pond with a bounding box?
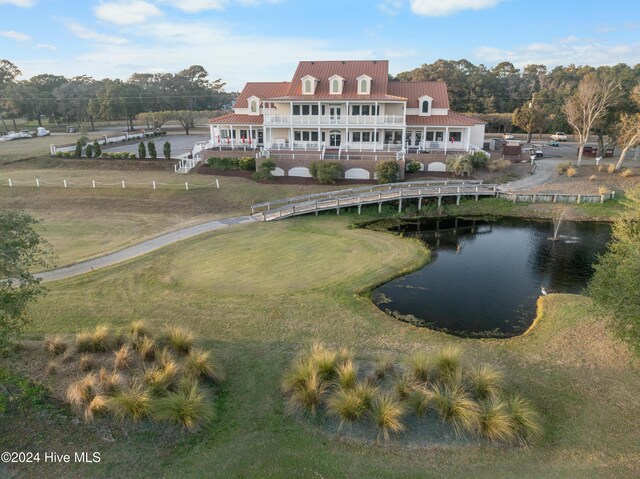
[372,217,611,338]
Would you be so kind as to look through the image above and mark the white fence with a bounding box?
[50,131,149,155]
[1,177,220,191]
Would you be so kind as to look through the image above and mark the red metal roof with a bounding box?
[234,82,291,108]
[266,94,406,102]
[406,112,485,126]
[285,60,390,98]
[209,113,263,125]
[387,81,450,109]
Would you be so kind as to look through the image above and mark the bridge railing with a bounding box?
[251,179,484,213]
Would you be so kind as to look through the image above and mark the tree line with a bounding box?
[0,60,235,132]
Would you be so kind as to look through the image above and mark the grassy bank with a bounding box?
[2,216,639,478]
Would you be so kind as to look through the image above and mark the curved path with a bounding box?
[37,216,256,283]
[36,159,556,283]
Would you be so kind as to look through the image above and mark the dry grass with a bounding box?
[465,364,503,400]
[406,351,431,383]
[373,355,395,380]
[163,325,194,355]
[184,348,224,383]
[599,186,609,195]
[370,393,405,443]
[114,344,133,370]
[328,388,368,432]
[621,169,634,178]
[66,374,97,407]
[153,378,214,430]
[44,335,68,356]
[394,372,417,399]
[98,367,126,396]
[130,320,151,341]
[80,354,94,371]
[135,336,156,361]
[84,394,109,423]
[566,167,577,178]
[477,399,515,443]
[108,381,153,422]
[608,164,616,174]
[335,359,358,390]
[487,159,511,172]
[287,369,328,416]
[506,394,544,445]
[589,175,597,181]
[429,382,480,436]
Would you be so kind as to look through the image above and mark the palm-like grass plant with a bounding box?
[430,382,480,436]
[478,399,515,443]
[506,394,543,445]
[370,393,405,443]
[153,378,214,430]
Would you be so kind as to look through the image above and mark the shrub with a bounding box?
[370,393,405,443]
[478,399,515,443]
[85,143,93,158]
[153,378,214,430]
[238,156,256,171]
[556,162,572,174]
[108,381,152,422]
[621,168,634,177]
[406,159,422,173]
[207,157,239,170]
[93,141,101,157]
[506,394,543,444]
[375,161,400,184]
[147,141,157,159]
[328,388,367,432]
[138,142,146,159]
[163,325,194,355]
[607,164,615,174]
[74,140,83,158]
[253,158,276,181]
[487,159,511,172]
[185,348,224,383]
[309,161,342,184]
[566,167,577,177]
[468,151,489,169]
[163,141,171,160]
[44,335,67,356]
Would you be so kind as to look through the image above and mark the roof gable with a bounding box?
[387,81,450,109]
[235,82,291,108]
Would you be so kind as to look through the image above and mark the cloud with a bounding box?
[0,0,36,6]
[36,43,57,50]
[158,0,283,13]
[94,1,163,25]
[410,0,502,17]
[474,38,640,68]
[377,0,402,16]
[65,21,129,45]
[0,30,31,41]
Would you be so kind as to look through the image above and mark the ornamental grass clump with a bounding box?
[114,344,133,370]
[506,394,544,445]
[185,348,225,383]
[406,351,431,383]
[109,381,153,422]
[431,345,463,386]
[370,393,405,443]
[394,372,417,400]
[135,336,156,361]
[429,382,480,436]
[164,325,194,355]
[66,374,97,407]
[44,335,68,356]
[84,394,109,423]
[466,364,503,400]
[477,399,515,443]
[153,378,214,430]
[98,367,126,396]
[90,325,113,353]
[328,388,367,432]
[287,369,328,416]
[335,359,358,390]
[130,320,151,341]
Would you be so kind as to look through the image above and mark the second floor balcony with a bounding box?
[263,114,405,127]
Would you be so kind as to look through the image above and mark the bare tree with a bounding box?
[512,94,546,143]
[614,85,640,170]
[171,110,205,135]
[564,73,619,166]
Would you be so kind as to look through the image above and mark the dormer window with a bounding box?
[418,95,433,116]
[329,75,344,95]
[248,96,260,115]
[301,75,318,95]
[357,74,372,95]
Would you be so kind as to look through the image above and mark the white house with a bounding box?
[209,60,486,154]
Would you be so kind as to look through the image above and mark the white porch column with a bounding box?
[346,127,349,151]
[444,126,449,154]
[402,127,406,151]
[290,127,293,148]
[375,101,379,125]
[317,127,321,151]
[465,126,471,151]
[249,125,253,146]
[373,127,377,152]
[345,101,349,125]
[230,125,234,148]
[423,126,426,150]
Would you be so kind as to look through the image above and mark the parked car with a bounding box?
[524,146,543,158]
[503,133,515,140]
[66,126,77,133]
[550,132,568,141]
[36,127,50,136]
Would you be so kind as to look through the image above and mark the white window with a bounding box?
[301,75,317,95]
[357,75,372,95]
[329,75,344,95]
[248,96,260,115]
[418,95,433,116]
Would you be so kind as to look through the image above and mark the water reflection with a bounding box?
[372,217,611,338]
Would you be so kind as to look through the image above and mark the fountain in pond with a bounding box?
[549,210,567,241]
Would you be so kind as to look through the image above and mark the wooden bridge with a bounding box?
[251,180,498,221]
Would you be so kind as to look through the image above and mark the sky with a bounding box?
[1,0,640,91]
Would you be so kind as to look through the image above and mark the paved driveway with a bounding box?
[102,134,209,157]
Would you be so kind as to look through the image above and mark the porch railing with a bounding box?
[263,114,405,126]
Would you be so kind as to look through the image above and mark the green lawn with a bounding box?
[2,216,639,478]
